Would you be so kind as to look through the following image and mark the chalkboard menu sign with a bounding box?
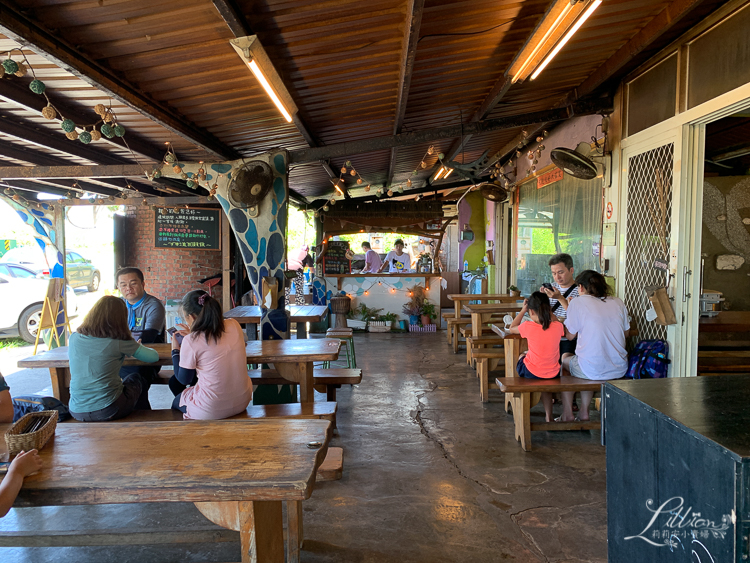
[324,240,351,274]
[154,207,221,250]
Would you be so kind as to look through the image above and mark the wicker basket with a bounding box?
[5,410,58,456]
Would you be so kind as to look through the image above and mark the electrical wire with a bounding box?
[417,19,518,44]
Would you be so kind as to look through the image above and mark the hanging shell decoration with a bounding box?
[79,131,92,144]
[41,105,56,119]
[90,129,102,141]
[29,79,46,94]
[61,119,76,133]
[65,130,79,141]
[100,123,115,138]
[2,59,18,74]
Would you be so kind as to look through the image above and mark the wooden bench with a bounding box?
[442,312,470,344]
[495,375,602,451]
[465,335,505,366]
[472,348,505,403]
[157,368,362,401]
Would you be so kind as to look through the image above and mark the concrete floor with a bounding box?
[0,332,606,562]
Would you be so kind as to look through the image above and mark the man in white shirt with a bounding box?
[377,239,412,273]
[361,241,382,273]
[541,253,579,356]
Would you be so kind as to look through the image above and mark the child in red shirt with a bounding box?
[508,292,564,422]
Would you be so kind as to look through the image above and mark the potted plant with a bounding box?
[402,302,421,326]
[370,312,398,332]
[347,303,382,330]
[420,301,437,326]
[508,285,520,297]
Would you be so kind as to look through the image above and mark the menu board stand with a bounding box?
[324,240,351,274]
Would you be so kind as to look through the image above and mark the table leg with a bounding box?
[276,362,314,403]
[503,339,521,414]
[296,322,308,339]
[49,367,70,404]
[452,324,461,354]
[195,500,284,563]
[287,500,303,562]
[471,313,481,339]
[478,358,489,402]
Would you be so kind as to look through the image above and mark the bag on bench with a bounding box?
[12,395,71,422]
[626,340,670,379]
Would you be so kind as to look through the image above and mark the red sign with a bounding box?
[606,202,613,219]
[537,168,563,189]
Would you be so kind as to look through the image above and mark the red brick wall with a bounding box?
[122,205,224,302]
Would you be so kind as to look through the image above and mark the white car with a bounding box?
[0,273,78,343]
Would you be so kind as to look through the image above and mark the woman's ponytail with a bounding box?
[180,290,225,343]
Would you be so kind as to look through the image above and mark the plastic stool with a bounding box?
[325,328,356,368]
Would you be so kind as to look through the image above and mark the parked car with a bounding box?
[0,263,43,279]
[0,247,101,291]
[0,273,78,343]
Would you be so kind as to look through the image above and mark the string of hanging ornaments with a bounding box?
[311,145,440,219]
[1,185,54,211]
[1,49,128,144]
[346,279,433,297]
[487,130,550,186]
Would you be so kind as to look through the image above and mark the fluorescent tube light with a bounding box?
[443,168,453,179]
[230,36,298,123]
[530,0,602,80]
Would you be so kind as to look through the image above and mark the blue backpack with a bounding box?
[626,340,671,379]
[12,396,70,422]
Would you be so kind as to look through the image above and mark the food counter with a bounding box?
[321,273,442,320]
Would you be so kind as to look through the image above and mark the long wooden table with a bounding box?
[224,305,329,339]
[462,302,524,339]
[699,311,750,332]
[1,418,332,562]
[18,339,341,405]
[445,293,520,319]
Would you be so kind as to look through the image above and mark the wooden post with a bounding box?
[221,212,231,312]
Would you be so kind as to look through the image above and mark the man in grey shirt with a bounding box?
[117,267,165,409]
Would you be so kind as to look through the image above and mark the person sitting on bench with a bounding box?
[69,296,160,422]
[560,270,630,423]
[170,290,253,420]
[507,292,564,422]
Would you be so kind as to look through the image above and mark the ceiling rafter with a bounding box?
[0,78,165,162]
[288,98,613,165]
[386,0,425,188]
[0,2,240,160]
[211,0,348,198]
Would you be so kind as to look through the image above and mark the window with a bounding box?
[9,266,35,278]
[515,176,602,295]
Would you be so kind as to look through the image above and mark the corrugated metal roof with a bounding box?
[0,0,726,200]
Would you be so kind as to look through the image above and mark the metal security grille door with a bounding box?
[623,143,674,342]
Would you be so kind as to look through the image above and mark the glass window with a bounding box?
[515,176,602,295]
[0,265,9,277]
[9,266,35,278]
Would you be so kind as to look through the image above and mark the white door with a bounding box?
[618,129,694,377]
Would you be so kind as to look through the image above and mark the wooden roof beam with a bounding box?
[386,0,425,188]
[1,178,118,198]
[0,79,164,163]
[288,97,612,165]
[212,1,345,197]
[0,4,240,160]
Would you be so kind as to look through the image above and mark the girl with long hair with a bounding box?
[170,290,252,419]
[507,291,565,422]
[560,270,630,422]
[69,295,159,421]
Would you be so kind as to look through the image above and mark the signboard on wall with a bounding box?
[537,168,563,189]
[324,240,351,274]
[154,207,221,250]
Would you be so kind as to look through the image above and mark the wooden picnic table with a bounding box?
[17,339,341,405]
[446,294,519,319]
[0,418,332,562]
[462,302,524,339]
[224,305,329,338]
[699,311,750,333]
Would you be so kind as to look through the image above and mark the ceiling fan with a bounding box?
[550,117,612,183]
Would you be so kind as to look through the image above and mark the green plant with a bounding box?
[508,285,519,292]
[351,302,382,321]
[420,301,437,320]
[378,312,398,323]
[402,302,420,316]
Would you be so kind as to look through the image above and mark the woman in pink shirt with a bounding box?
[169,290,252,420]
[507,292,564,422]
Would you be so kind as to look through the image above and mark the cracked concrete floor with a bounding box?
[0,332,606,562]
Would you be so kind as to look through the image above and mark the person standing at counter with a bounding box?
[378,239,412,273]
[361,241,382,273]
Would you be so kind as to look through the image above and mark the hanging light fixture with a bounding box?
[509,0,602,83]
[230,36,298,122]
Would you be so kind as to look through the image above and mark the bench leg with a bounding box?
[50,367,70,404]
[512,392,532,451]
[287,500,303,562]
[452,325,461,353]
[326,385,338,402]
[446,323,452,344]
[478,359,489,402]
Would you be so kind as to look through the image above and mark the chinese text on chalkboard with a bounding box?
[154,208,221,250]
